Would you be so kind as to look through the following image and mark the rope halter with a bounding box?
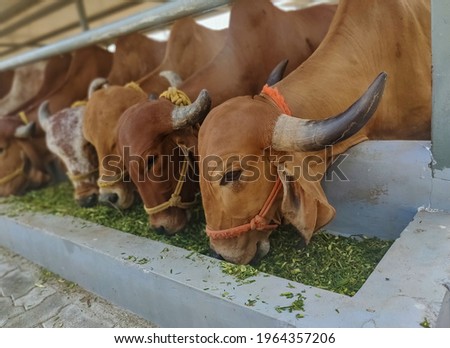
[0,160,25,186]
[205,84,291,240]
[144,148,198,215]
[71,100,87,108]
[66,168,98,183]
[97,169,128,188]
[144,88,196,215]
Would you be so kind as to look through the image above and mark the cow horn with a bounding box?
[272,72,388,152]
[266,59,289,86]
[88,77,108,99]
[38,100,51,132]
[171,89,211,129]
[14,121,36,139]
[159,70,183,88]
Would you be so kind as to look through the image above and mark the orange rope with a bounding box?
[261,84,292,115]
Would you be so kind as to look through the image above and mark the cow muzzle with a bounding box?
[149,207,191,235]
[209,233,271,265]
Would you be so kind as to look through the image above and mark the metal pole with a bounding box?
[75,0,90,32]
[0,0,231,71]
[431,0,450,180]
[0,2,139,58]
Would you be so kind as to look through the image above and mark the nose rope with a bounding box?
[97,169,128,188]
[144,151,198,215]
[205,83,291,240]
[0,160,25,186]
[71,100,87,108]
[206,178,282,240]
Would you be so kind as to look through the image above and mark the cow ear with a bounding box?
[277,157,335,244]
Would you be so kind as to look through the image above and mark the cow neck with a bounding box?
[144,146,198,215]
[205,84,287,240]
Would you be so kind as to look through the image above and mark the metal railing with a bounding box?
[0,0,231,71]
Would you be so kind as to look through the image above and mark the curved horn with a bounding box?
[88,77,108,99]
[159,70,183,88]
[266,59,289,86]
[15,121,36,139]
[171,89,211,129]
[38,100,51,132]
[272,72,388,152]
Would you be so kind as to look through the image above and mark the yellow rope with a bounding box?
[66,168,98,182]
[159,87,191,106]
[124,81,145,94]
[97,170,128,188]
[71,100,87,108]
[18,111,29,124]
[0,161,24,186]
[144,152,197,215]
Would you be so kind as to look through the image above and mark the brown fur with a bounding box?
[116,0,336,234]
[0,46,113,197]
[199,0,431,264]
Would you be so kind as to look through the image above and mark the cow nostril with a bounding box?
[107,193,119,204]
[77,194,98,208]
[85,194,98,207]
[154,226,167,235]
[209,248,224,260]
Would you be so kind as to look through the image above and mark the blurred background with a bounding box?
[0,0,337,60]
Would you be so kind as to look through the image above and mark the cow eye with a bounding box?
[0,147,4,155]
[220,169,242,185]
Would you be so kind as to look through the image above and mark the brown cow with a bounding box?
[106,32,167,86]
[0,45,112,197]
[116,0,337,234]
[38,34,167,207]
[0,60,47,116]
[7,54,72,116]
[83,17,227,210]
[197,0,431,264]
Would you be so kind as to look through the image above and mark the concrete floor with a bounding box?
[0,245,157,328]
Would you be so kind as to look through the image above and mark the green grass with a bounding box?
[1,181,393,296]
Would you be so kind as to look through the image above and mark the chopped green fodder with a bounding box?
[2,182,393,296]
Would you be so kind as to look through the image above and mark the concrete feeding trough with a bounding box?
[1,141,449,327]
[1,0,449,329]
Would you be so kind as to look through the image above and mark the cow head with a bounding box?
[83,82,148,210]
[198,73,387,264]
[39,101,98,207]
[117,89,211,234]
[0,116,51,196]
